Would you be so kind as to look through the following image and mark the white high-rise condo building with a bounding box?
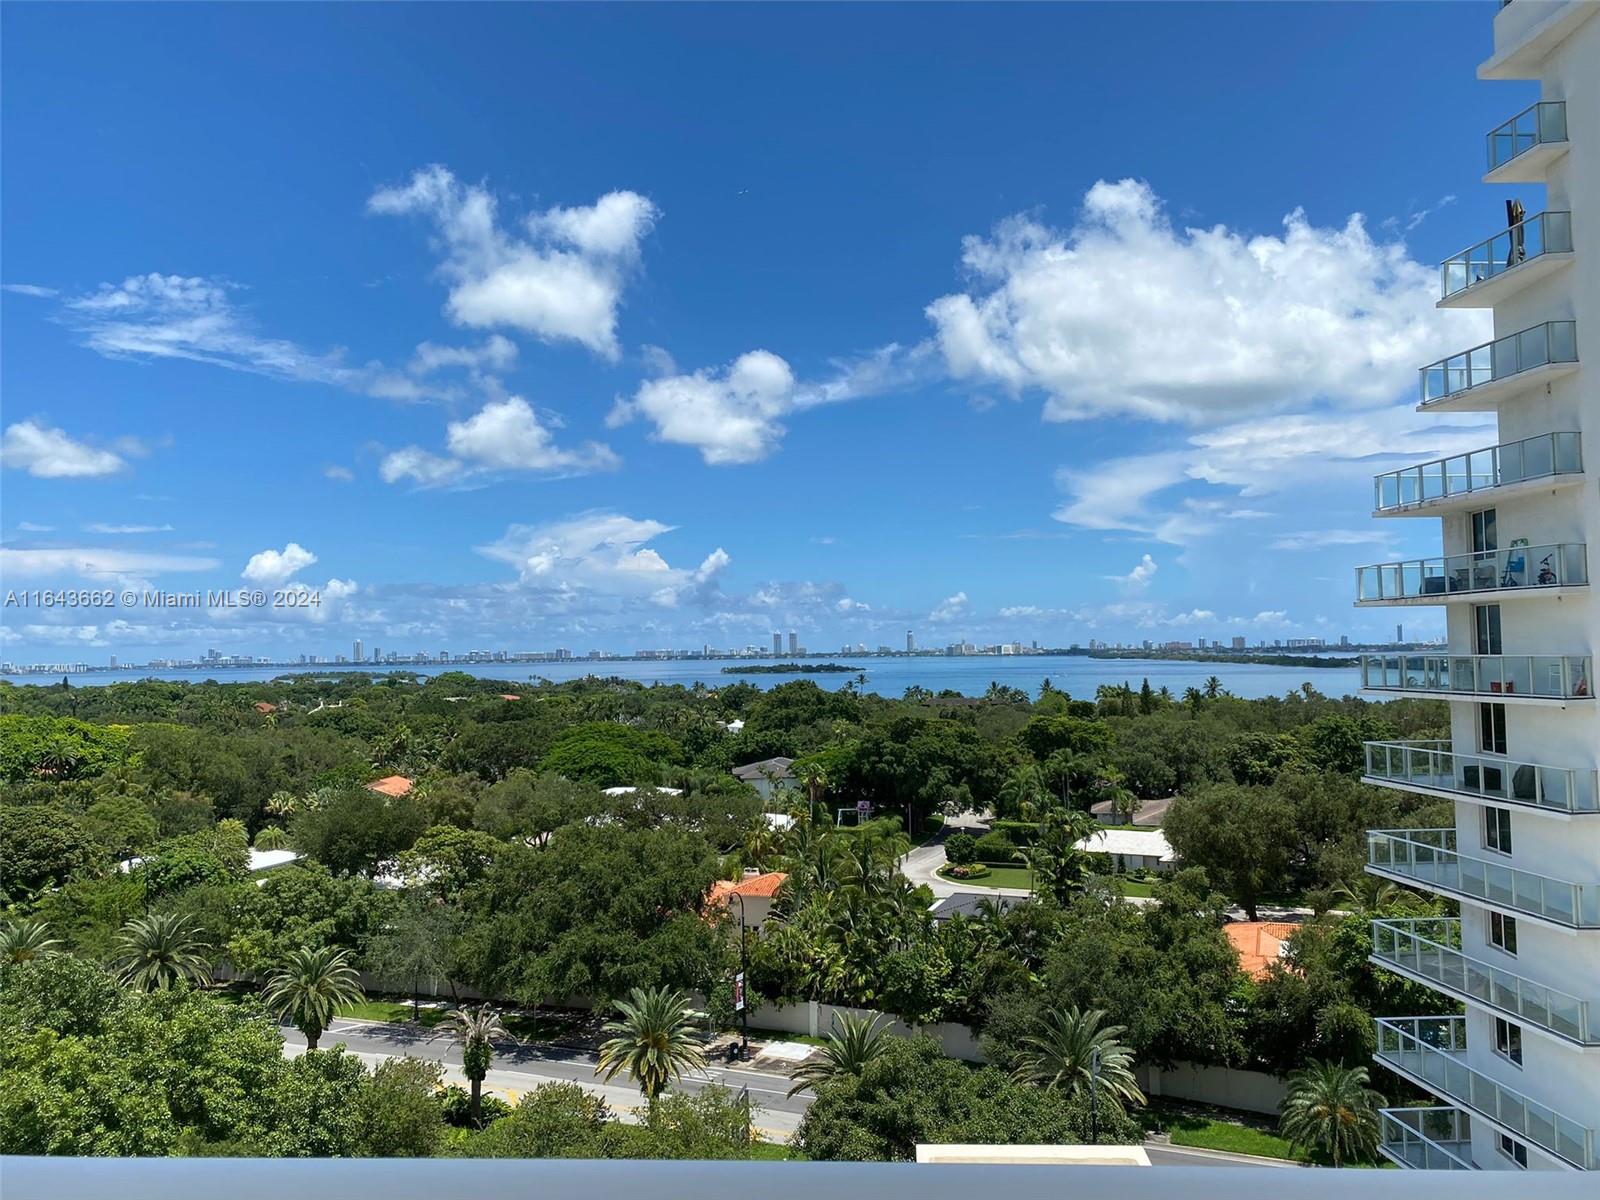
[1354,0,1599,1173]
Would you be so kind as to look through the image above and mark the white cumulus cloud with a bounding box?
[2,421,128,478]
[369,165,658,360]
[242,542,318,584]
[926,178,1485,423]
[381,394,619,487]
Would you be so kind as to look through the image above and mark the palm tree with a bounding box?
[795,760,830,820]
[1011,1004,1145,1110]
[786,1011,892,1096]
[253,825,291,851]
[1333,875,1421,917]
[441,1004,509,1127]
[0,919,61,963]
[115,913,213,991]
[263,945,365,1051]
[1203,675,1223,700]
[1279,1061,1383,1167]
[594,985,706,1103]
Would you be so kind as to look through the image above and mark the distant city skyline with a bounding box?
[1,4,1513,661]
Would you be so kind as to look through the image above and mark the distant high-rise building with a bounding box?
[353,639,363,663]
[1231,636,1246,651]
[1396,623,1404,644]
[372,646,381,663]
[906,630,915,653]
[788,631,798,655]
[109,655,118,670]
[772,632,782,655]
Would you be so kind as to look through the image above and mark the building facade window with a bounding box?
[1495,1017,1524,1067]
[1497,1132,1529,1168]
[1484,805,1513,855]
[1479,702,1508,755]
[1472,507,1498,554]
[1474,603,1503,655]
[1489,911,1519,955]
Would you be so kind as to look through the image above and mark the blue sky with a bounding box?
[0,2,1532,662]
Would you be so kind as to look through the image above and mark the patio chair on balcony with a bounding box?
[1513,764,1537,802]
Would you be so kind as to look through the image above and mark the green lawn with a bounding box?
[1111,877,1157,898]
[335,999,450,1027]
[1159,1109,1386,1167]
[748,1141,805,1160]
[938,864,1035,890]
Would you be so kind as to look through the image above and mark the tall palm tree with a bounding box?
[0,919,62,963]
[1011,1004,1145,1110]
[115,913,213,991]
[1203,675,1223,700]
[1279,1061,1383,1167]
[253,824,291,851]
[795,760,830,820]
[594,985,706,1103]
[441,1004,509,1127]
[263,945,365,1051]
[786,1012,892,1096]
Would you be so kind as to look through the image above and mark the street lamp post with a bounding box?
[1088,1046,1101,1146]
[733,891,749,1061]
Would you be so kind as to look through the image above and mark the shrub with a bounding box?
[944,863,989,880]
[988,820,1037,846]
[943,832,977,866]
[973,831,1017,863]
[441,1084,511,1128]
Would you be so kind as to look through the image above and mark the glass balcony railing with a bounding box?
[1366,829,1600,928]
[1379,1106,1475,1171]
[1441,211,1573,300]
[1359,653,1594,701]
[1355,542,1587,602]
[1375,1016,1596,1169]
[1372,918,1596,1044]
[1373,431,1582,513]
[1420,320,1577,406]
[1487,100,1568,172]
[1364,739,1600,814]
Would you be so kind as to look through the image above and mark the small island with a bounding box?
[721,662,858,675]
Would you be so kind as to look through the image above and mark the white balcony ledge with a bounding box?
[1371,918,1598,1045]
[1438,250,1573,309]
[1366,829,1600,931]
[1481,1,1600,79]
[1379,1106,1476,1171]
[1362,740,1600,816]
[1375,1016,1596,1169]
[1418,358,1577,413]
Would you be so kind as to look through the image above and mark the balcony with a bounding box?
[1359,654,1594,705]
[1371,918,1597,1045]
[1354,542,1587,605]
[1372,431,1583,516]
[1379,1106,1476,1171]
[1440,211,1573,308]
[1484,100,1569,182]
[1375,1016,1596,1169]
[1419,321,1578,411]
[1363,740,1600,815]
[1366,829,1600,929]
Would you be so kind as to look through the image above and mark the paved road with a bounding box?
[900,814,1033,900]
[290,1017,813,1138]
[1143,1142,1297,1168]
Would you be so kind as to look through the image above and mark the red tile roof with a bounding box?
[1224,921,1300,980]
[254,701,277,713]
[708,872,788,903]
[367,775,415,798]
[498,694,522,701]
